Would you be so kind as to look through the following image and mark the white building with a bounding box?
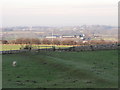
[46,36,57,38]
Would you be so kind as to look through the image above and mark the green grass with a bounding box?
[0,44,72,51]
[2,50,118,88]
[1,44,22,51]
[0,55,2,89]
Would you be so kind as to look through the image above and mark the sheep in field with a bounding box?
[12,61,17,67]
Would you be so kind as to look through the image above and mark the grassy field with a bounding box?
[2,50,118,88]
[0,44,72,51]
[1,44,23,51]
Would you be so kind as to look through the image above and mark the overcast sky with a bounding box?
[1,0,119,27]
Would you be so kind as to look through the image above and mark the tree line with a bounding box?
[1,38,117,45]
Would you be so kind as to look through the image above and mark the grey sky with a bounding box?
[1,0,119,27]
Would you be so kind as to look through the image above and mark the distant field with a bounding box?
[1,44,23,51]
[0,44,72,51]
[2,50,118,88]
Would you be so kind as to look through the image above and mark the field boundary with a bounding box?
[1,43,119,54]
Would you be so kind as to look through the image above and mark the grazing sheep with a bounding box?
[12,61,17,67]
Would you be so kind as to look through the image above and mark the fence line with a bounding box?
[0,44,119,54]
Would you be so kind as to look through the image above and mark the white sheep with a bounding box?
[12,61,17,67]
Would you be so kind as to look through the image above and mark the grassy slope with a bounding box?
[2,50,118,88]
[0,55,2,89]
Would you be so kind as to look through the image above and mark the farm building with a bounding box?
[45,34,86,40]
[46,35,60,38]
[60,35,76,38]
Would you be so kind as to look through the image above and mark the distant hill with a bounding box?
[2,25,117,41]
